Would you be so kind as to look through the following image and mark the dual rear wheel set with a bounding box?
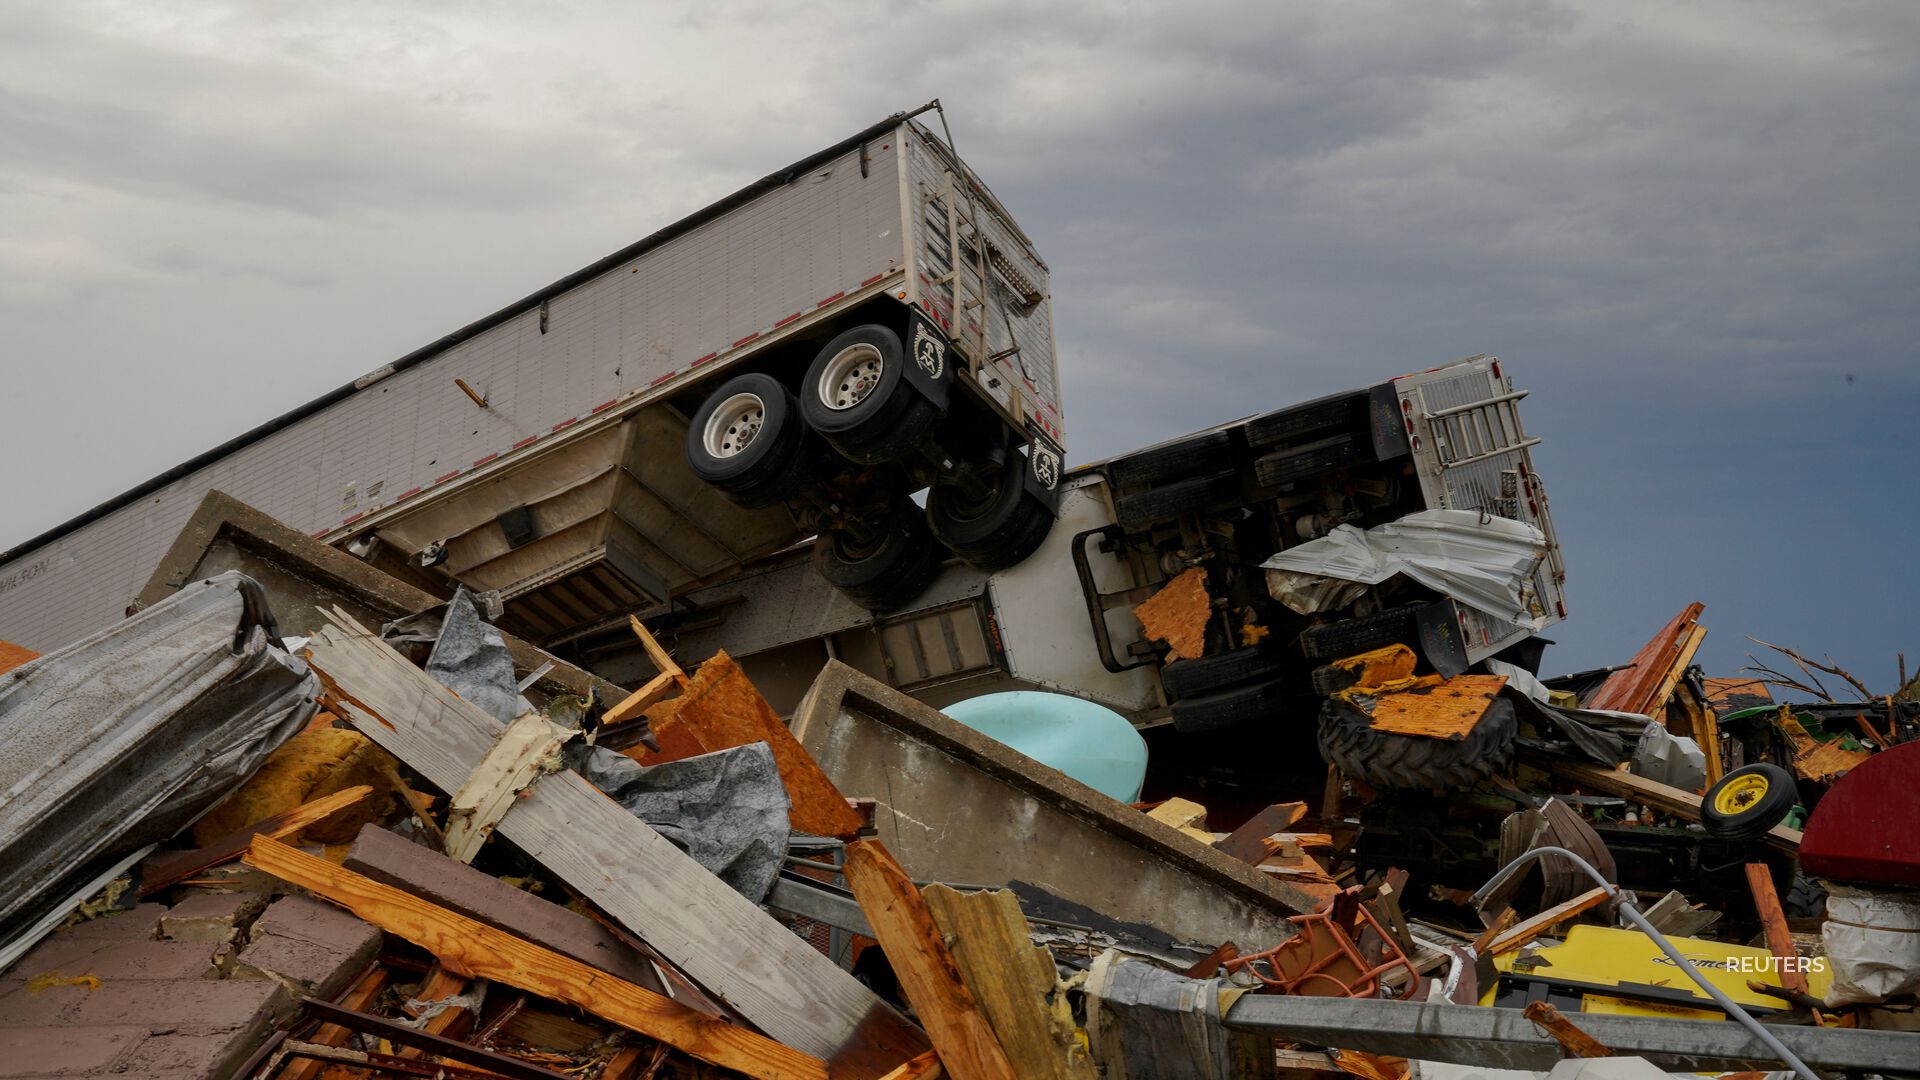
[684,323,1053,610]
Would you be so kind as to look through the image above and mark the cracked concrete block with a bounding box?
[229,895,379,999]
[159,892,267,946]
[56,904,166,942]
[0,1025,144,1076]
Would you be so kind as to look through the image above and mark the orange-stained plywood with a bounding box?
[630,650,865,839]
[1584,603,1705,716]
[0,640,39,676]
[1133,567,1210,662]
[1366,675,1508,740]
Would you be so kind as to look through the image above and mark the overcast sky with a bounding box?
[2,1,1915,688]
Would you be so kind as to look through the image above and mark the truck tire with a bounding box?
[927,453,1053,570]
[1253,432,1370,486]
[1160,646,1287,700]
[1247,392,1366,448]
[1700,764,1797,840]
[685,373,813,507]
[1113,471,1239,531]
[803,325,920,443]
[1318,695,1516,792]
[826,395,941,465]
[1299,606,1422,662]
[813,504,945,611]
[1170,677,1290,734]
[1106,431,1232,489]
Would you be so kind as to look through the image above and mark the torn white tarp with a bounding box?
[1824,886,1920,1006]
[1262,509,1549,630]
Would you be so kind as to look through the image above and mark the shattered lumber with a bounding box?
[137,784,374,896]
[1517,749,1803,851]
[843,840,1018,1080]
[1486,887,1610,956]
[302,611,929,1076]
[245,835,828,1080]
[442,711,573,862]
[1745,863,1810,996]
[921,884,1095,1080]
[1520,1002,1612,1058]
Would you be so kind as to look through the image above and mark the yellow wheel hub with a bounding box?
[1713,772,1770,816]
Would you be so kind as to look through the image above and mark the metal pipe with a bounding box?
[1469,845,1817,1080]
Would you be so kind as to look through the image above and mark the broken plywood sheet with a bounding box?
[1364,675,1507,740]
[632,649,865,839]
[1779,711,1872,783]
[1132,568,1210,662]
[792,661,1314,953]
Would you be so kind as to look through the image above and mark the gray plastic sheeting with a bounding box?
[569,741,792,903]
[1262,509,1550,631]
[1084,950,1256,1080]
[0,571,317,944]
[382,588,525,725]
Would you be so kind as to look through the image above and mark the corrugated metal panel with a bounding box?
[0,134,910,652]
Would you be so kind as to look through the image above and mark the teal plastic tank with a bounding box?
[940,691,1147,803]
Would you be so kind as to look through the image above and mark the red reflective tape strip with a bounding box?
[312,528,331,539]
[816,291,845,307]
[691,352,718,367]
[511,436,537,449]
[860,273,885,287]
[590,399,617,413]
[774,311,803,328]
[396,486,423,501]
[435,470,461,484]
[731,331,760,348]
[473,452,499,467]
[650,370,679,386]
[551,417,578,432]
[342,512,366,526]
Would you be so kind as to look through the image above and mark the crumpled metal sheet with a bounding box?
[567,741,791,903]
[421,588,525,725]
[1262,509,1550,631]
[0,571,317,939]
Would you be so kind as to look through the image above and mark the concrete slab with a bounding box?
[160,892,267,946]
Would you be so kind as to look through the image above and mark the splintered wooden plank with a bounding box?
[1745,863,1809,996]
[603,670,682,726]
[1366,675,1507,740]
[1520,751,1803,853]
[246,835,827,1080]
[632,650,865,839]
[302,611,927,1078]
[1213,802,1309,864]
[443,711,573,862]
[138,785,375,896]
[1486,887,1609,957]
[1132,567,1210,662]
[842,841,1017,1080]
[920,885,1096,1080]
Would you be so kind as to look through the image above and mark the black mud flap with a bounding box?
[1415,599,1472,677]
[1368,380,1412,461]
[1020,424,1065,514]
[902,310,954,412]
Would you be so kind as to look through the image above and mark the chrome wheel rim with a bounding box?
[704,392,766,458]
[817,343,884,411]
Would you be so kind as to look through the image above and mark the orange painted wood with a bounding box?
[138,785,374,896]
[842,841,1017,1080]
[1366,675,1508,740]
[1745,863,1809,995]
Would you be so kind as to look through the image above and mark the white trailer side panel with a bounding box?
[1,135,910,651]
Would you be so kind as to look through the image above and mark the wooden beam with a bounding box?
[138,785,374,896]
[876,1052,945,1080]
[1213,802,1308,865]
[629,614,687,683]
[442,712,573,862]
[921,885,1096,1080]
[245,835,827,1080]
[1487,887,1610,957]
[603,670,683,726]
[1522,1002,1612,1058]
[280,963,389,1080]
[1745,864,1809,996]
[842,841,1018,1080]
[301,611,928,1077]
[1644,624,1708,723]
[1517,750,1801,852]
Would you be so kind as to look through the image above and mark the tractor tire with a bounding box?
[1160,646,1287,700]
[1317,695,1517,792]
[1106,431,1233,489]
[1783,872,1827,919]
[1700,763,1797,840]
[1253,432,1371,486]
[1113,471,1239,531]
[1170,678,1291,734]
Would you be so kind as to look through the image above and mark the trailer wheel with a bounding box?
[1169,677,1291,734]
[826,395,942,465]
[927,453,1053,570]
[1253,432,1370,487]
[1112,471,1239,531]
[685,372,814,507]
[814,503,945,611]
[803,324,933,456]
[1318,695,1516,792]
[1700,764,1797,840]
[1160,645,1287,700]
